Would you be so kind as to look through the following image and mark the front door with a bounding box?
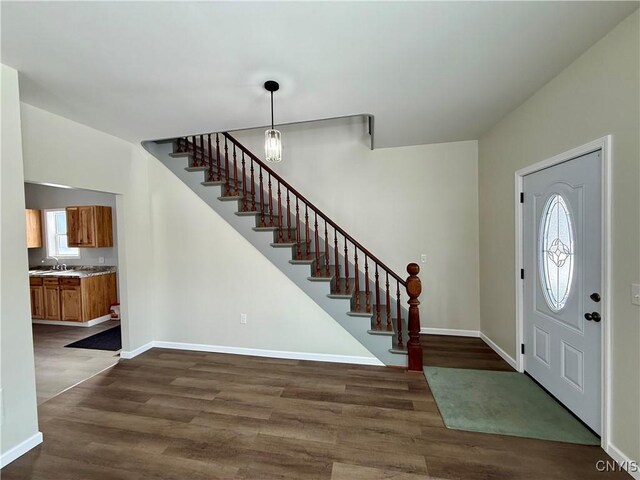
[523,150,602,434]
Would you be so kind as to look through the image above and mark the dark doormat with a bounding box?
[65,326,122,351]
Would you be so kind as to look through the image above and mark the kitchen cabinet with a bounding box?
[29,277,44,319]
[26,209,43,248]
[30,272,117,323]
[44,278,61,320]
[60,280,82,322]
[66,206,113,248]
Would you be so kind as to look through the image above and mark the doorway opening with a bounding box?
[24,182,123,404]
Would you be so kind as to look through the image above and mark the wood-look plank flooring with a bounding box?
[32,321,121,404]
[2,346,627,479]
[421,334,515,371]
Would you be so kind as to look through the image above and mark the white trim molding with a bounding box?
[0,432,43,468]
[479,332,517,369]
[514,135,612,450]
[32,314,112,328]
[420,327,480,337]
[605,443,640,480]
[152,341,384,366]
[119,341,154,359]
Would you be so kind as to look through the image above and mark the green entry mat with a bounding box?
[424,366,599,445]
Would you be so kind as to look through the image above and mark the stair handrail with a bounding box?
[222,132,406,286]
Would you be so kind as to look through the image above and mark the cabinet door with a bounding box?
[66,207,80,247]
[30,286,44,319]
[25,209,43,248]
[44,286,61,320]
[61,287,82,321]
[78,206,96,247]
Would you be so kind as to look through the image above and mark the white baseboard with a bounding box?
[479,332,517,369]
[152,341,384,366]
[605,443,640,479]
[120,341,154,359]
[32,314,113,327]
[420,327,480,337]
[0,432,43,468]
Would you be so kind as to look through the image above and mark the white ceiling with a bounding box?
[2,1,637,148]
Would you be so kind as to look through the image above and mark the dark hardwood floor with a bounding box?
[2,343,627,480]
[422,334,515,371]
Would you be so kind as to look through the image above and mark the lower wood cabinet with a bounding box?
[29,273,117,323]
[29,278,44,319]
[44,279,61,320]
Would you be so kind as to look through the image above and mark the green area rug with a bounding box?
[424,366,599,445]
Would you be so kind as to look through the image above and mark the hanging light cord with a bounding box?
[270,91,274,130]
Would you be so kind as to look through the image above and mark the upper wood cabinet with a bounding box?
[25,209,43,248]
[66,206,113,248]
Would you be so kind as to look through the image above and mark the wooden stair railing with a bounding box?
[174,133,423,371]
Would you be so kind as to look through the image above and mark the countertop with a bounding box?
[28,266,117,278]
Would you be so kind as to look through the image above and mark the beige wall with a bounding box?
[1,65,40,462]
[478,11,639,463]
[233,120,481,332]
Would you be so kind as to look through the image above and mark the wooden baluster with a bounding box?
[250,159,256,210]
[268,173,274,226]
[385,272,391,330]
[314,213,320,275]
[396,280,403,347]
[207,134,214,181]
[406,263,423,371]
[233,143,238,194]
[295,198,301,257]
[374,265,381,328]
[305,205,310,255]
[344,238,349,293]
[216,134,221,180]
[224,136,230,195]
[200,134,205,166]
[324,220,330,276]
[364,256,371,312]
[286,189,291,241]
[334,229,340,292]
[354,248,360,311]
[277,181,283,240]
[259,165,265,225]
[241,152,247,210]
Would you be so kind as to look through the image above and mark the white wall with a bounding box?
[232,119,481,332]
[148,160,375,358]
[478,11,639,466]
[24,183,118,268]
[1,65,41,464]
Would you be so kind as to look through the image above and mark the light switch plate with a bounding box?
[240,313,247,324]
[420,254,427,263]
[632,284,640,306]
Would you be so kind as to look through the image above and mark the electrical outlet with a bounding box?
[240,313,247,324]
[420,254,427,263]
[98,257,105,264]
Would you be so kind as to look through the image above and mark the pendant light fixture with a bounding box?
[264,80,282,163]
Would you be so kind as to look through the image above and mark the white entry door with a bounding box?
[523,150,602,434]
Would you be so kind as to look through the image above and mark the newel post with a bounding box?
[406,263,423,372]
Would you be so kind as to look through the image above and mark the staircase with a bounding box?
[144,132,423,370]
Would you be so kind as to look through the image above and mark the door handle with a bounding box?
[584,312,601,322]
[590,293,601,302]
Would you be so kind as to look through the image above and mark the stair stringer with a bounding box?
[144,141,406,367]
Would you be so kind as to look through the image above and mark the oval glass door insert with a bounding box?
[539,193,575,311]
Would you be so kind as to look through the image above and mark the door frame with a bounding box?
[514,135,612,447]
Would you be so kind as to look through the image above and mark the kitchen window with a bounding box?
[44,209,80,258]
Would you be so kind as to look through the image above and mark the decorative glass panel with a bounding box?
[539,194,574,311]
